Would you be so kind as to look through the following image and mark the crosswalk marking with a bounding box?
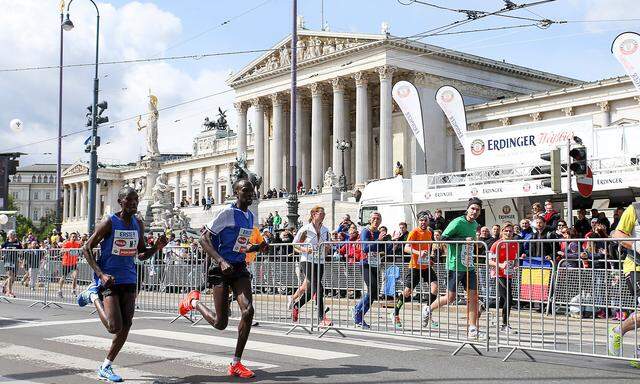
[131,329,358,360]
[195,325,428,351]
[0,343,166,383]
[47,334,276,370]
[0,316,175,330]
[0,376,42,384]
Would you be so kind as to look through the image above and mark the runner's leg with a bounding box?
[316,264,325,321]
[94,291,123,334]
[107,290,135,361]
[71,269,78,292]
[231,277,254,360]
[196,284,230,330]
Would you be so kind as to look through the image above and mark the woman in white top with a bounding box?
[289,206,332,326]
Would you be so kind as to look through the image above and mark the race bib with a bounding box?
[505,260,516,276]
[112,230,139,256]
[460,245,474,268]
[368,252,380,267]
[69,249,82,256]
[418,253,430,266]
[233,228,253,253]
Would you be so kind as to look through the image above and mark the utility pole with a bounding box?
[286,0,299,230]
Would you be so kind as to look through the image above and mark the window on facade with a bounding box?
[33,191,39,200]
[37,175,42,183]
[45,192,51,200]
[11,191,19,199]
[32,175,36,183]
[207,187,213,198]
[194,188,200,203]
[17,175,21,182]
[220,185,227,200]
[33,209,39,221]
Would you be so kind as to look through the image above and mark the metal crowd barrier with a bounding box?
[2,237,639,365]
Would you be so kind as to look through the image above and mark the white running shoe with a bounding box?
[421,305,431,327]
[468,327,487,340]
[57,290,63,299]
[500,324,518,335]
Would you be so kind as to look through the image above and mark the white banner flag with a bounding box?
[392,81,425,152]
[612,32,640,92]
[435,86,467,147]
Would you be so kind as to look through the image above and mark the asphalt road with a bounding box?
[0,300,638,384]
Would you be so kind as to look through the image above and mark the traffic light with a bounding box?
[86,101,109,127]
[569,146,587,175]
[540,148,561,194]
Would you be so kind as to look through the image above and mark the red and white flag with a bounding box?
[612,32,640,92]
[392,81,425,152]
[435,85,467,147]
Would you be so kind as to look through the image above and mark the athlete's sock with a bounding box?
[232,356,241,364]
[101,359,112,370]
[468,325,477,333]
[191,299,199,308]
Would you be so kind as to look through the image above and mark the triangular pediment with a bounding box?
[62,161,89,177]
[227,30,385,86]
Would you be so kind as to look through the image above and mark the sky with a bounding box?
[0,0,638,167]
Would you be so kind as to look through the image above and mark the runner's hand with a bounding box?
[99,273,115,288]
[156,234,168,251]
[220,260,233,275]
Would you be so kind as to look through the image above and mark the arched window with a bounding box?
[32,175,36,183]
[17,175,21,182]
[37,175,42,183]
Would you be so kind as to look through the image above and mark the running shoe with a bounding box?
[355,319,371,330]
[228,361,255,378]
[57,290,63,299]
[72,289,77,297]
[608,325,621,356]
[97,365,123,382]
[291,306,299,322]
[468,328,487,340]
[500,324,518,335]
[77,284,99,307]
[319,316,333,327]
[5,292,15,298]
[178,290,201,316]
[421,306,431,327]
[287,296,294,310]
[393,315,402,330]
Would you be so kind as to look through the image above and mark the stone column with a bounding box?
[95,180,101,220]
[69,184,76,220]
[322,95,332,181]
[80,182,87,219]
[331,77,345,176]
[251,98,264,191]
[263,109,271,190]
[234,101,249,159]
[369,87,376,179]
[63,186,69,221]
[343,92,352,186]
[186,170,193,204]
[354,72,370,187]
[211,166,219,204]
[377,65,396,178]
[270,93,284,190]
[310,83,324,190]
[595,101,611,127]
[301,97,311,189]
[174,171,181,207]
[200,168,206,202]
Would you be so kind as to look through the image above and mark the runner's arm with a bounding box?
[198,227,226,265]
[82,218,112,280]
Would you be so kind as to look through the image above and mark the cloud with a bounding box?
[570,0,640,32]
[0,1,235,166]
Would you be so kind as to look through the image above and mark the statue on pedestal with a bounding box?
[231,153,262,195]
[136,93,161,160]
[152,172,173,206]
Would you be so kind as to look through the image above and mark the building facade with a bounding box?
[9,164,70,225]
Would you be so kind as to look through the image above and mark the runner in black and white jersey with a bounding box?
[289,206,332,326]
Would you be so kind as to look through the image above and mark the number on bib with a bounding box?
[112,230,139,256]
[233,228,253,253]
[368,252,380,267]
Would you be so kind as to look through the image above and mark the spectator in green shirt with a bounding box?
[273,211,282,231]
[421,197,484,339]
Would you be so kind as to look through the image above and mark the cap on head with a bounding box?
[468,197,483,209]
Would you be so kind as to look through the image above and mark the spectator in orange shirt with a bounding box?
[58,232,82,298]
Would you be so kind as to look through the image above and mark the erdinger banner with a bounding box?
[612,32,640,92]
[392,81,425,152]
[435,85,467,147]
[463,116,593,169]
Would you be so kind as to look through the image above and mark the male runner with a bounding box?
[76,186,168,382]
[609,203,640,367]
[422,197,484,339]
[393,212,438,329]
[180,179,267,379]
[58,232,82,298]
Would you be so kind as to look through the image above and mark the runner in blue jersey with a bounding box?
[180,179,267,379]
[76,186,168,383]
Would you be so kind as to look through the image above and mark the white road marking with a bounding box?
[0,343,168,383]
[194,325,428,351]
[0,316,175,330]
[132,329,358,360]
[47,334,276,370]
[0,376,42,384]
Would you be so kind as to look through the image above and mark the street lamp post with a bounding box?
[336,139,351,192]
[55,5,65,234]
[286,0,299,231]
[62,0,102,234]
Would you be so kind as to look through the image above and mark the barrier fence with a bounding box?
[1,238,639,364]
